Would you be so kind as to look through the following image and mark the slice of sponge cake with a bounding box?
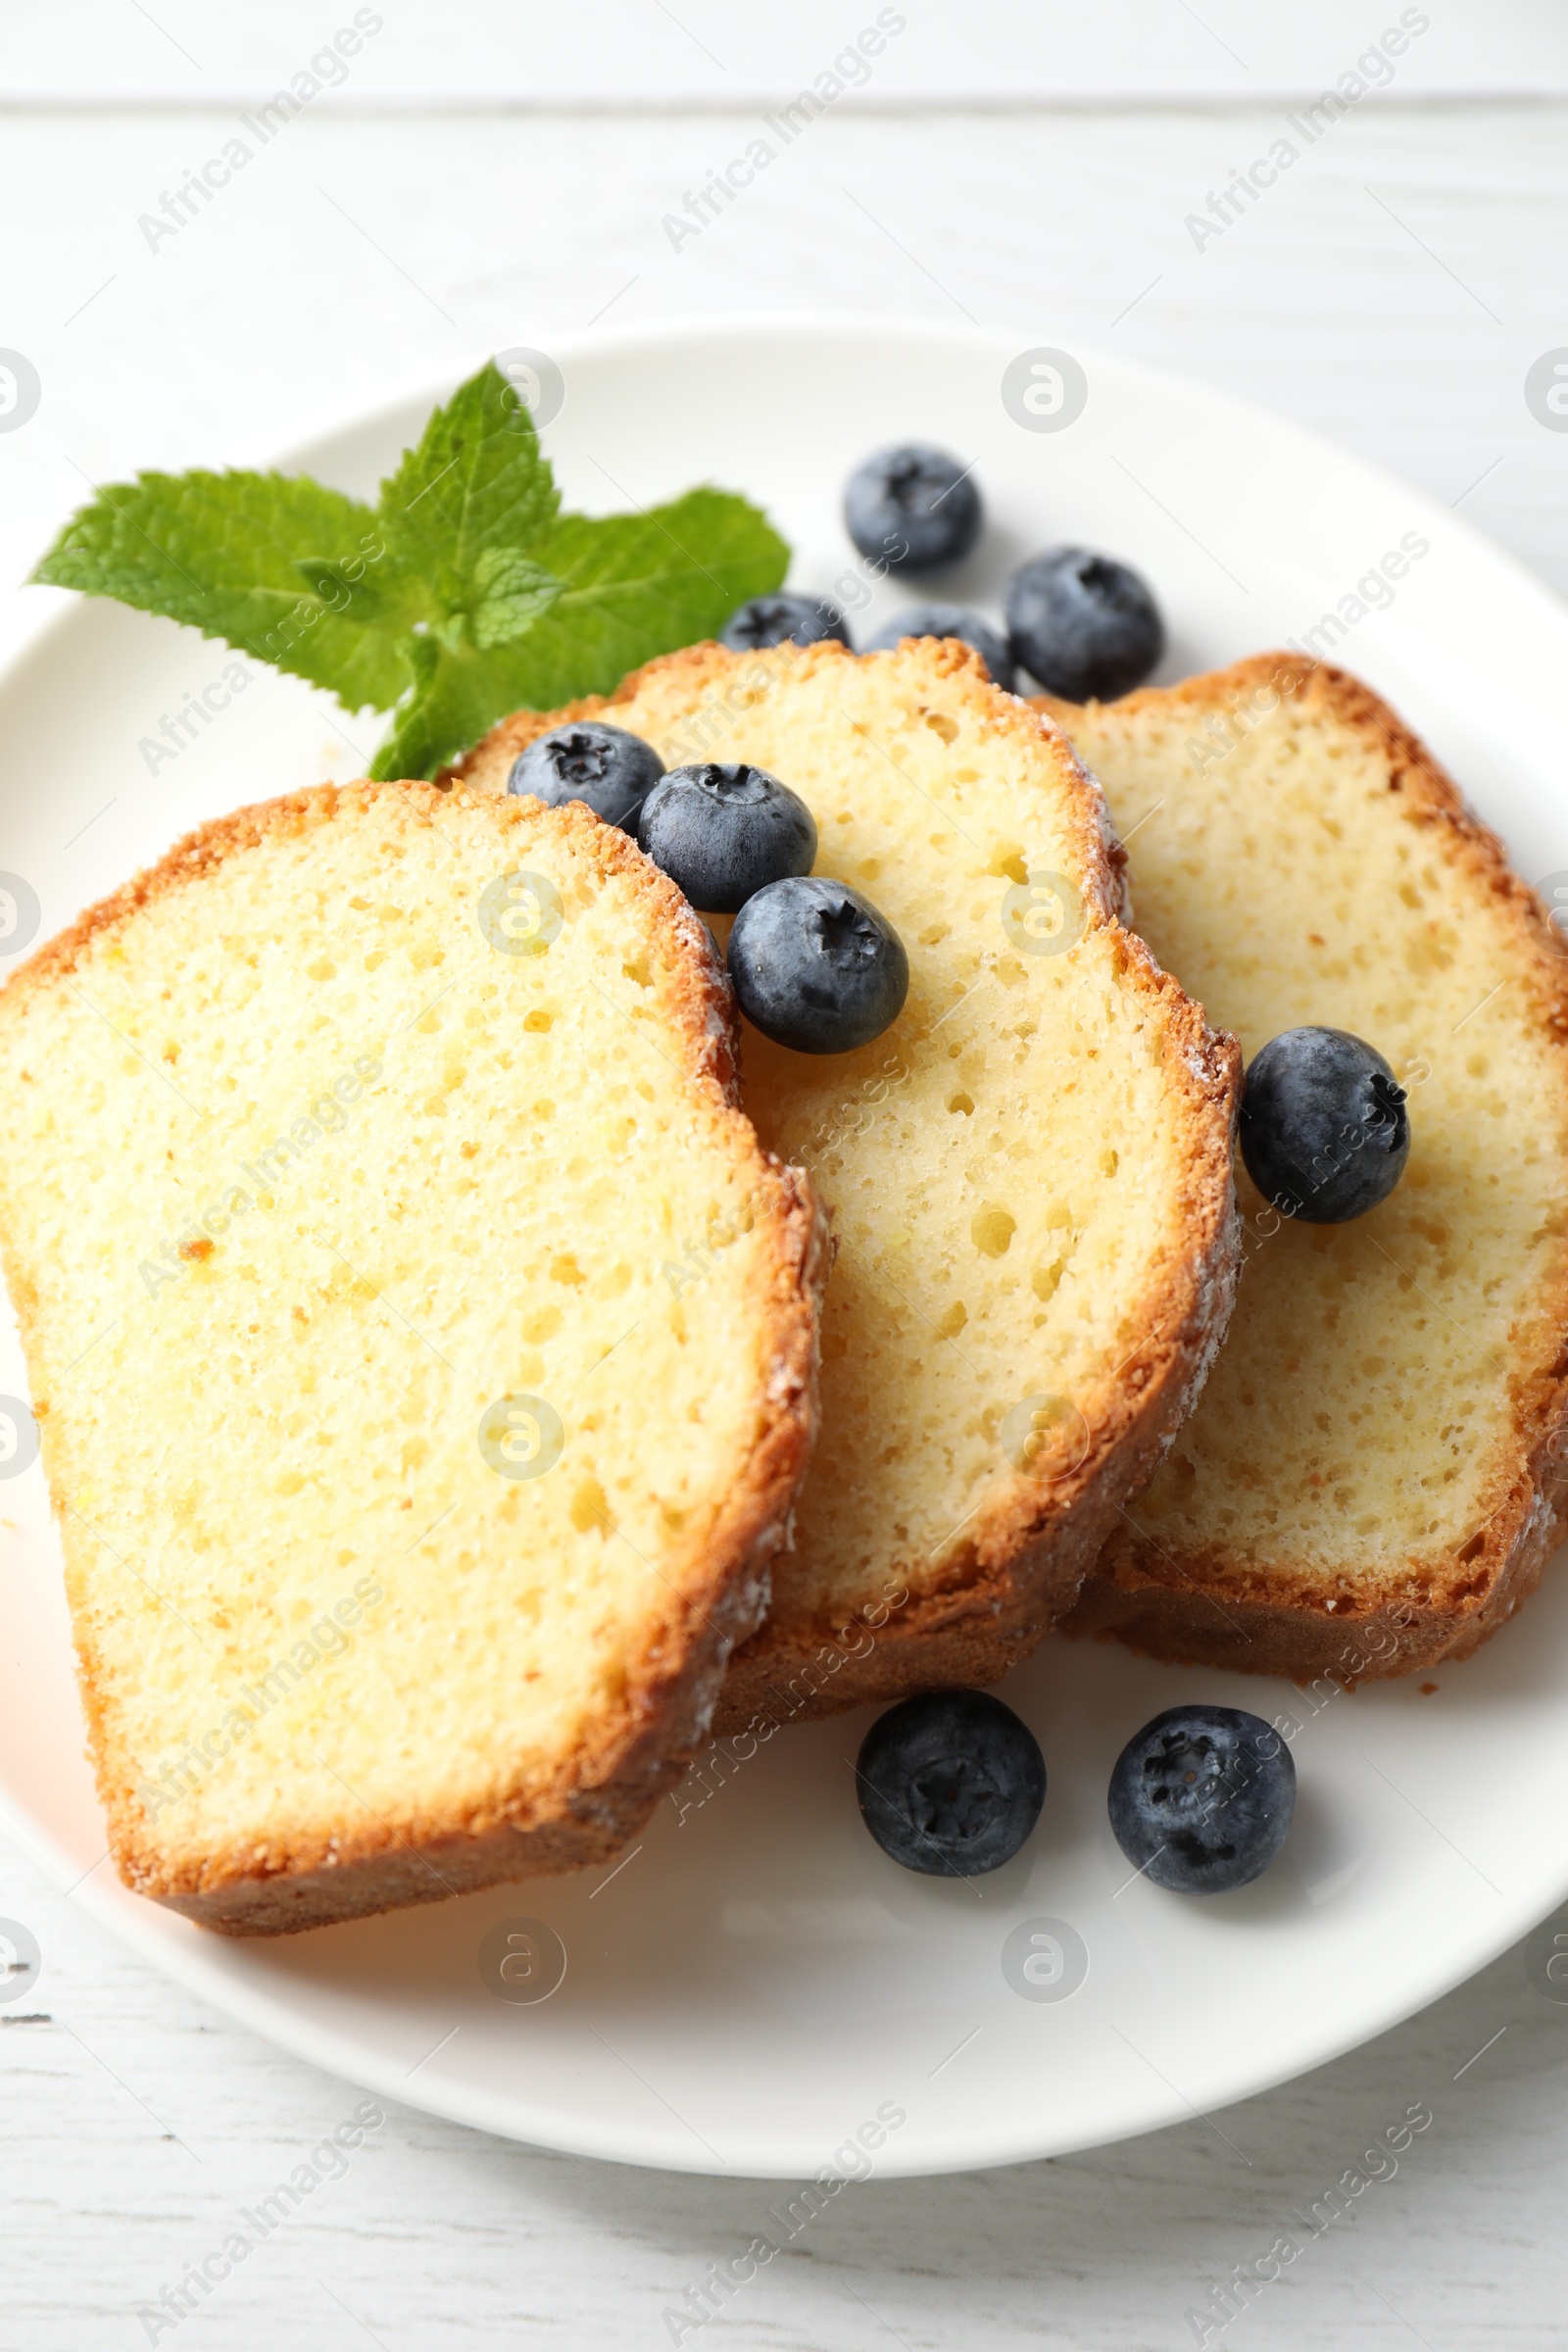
[453,638,1241,1724]
[0,782,823,1934]
[1040,656,1568,1680]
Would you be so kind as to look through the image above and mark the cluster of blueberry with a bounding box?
[726,443,1413,1225]
[508,725,907,1055]
[508,435,1413,1204]
[722,440,1167,707]
[858,1689,1296,1897]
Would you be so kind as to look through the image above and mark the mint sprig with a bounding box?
[32,362,790,780]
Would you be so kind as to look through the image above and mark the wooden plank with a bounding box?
[2,2,1567,104]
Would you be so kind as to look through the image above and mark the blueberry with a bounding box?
[1240,1027,1410,1222]
[862,603,1015,692]
[1108,1705,1295,1895]
[637,762,817,914]
[1004,547,1164,702]
[844,444,982,573]
[720,594,851,652]
[507,721,663,835]
[857,1690,1046,1877]
[728,876,908,1054]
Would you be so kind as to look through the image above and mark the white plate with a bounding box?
[3,315,1567,2180]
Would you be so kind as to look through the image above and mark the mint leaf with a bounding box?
[293,553,426,637]
[31,360,792,784]
[32,471,420,712]
[367,486,788,780]
[514,489,791,702]
[376,361,559,599]
[368,636,527,783]
[467,550,564,651]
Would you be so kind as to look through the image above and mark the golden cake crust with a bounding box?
[0,783,827,1935]
[452,639,1243,1725]
[1038,654,1568,1682]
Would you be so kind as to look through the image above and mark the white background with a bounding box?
[4,5,1568,2346]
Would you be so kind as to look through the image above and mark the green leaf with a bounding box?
[467,549,564,651]
[293,553,427,637]
[31,470,421,712]
[511,488,791,703]
[367,485,789,781]
[376,361,560,602]
[368,636,530,782]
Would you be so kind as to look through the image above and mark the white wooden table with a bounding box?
[4,10,1568,2344]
